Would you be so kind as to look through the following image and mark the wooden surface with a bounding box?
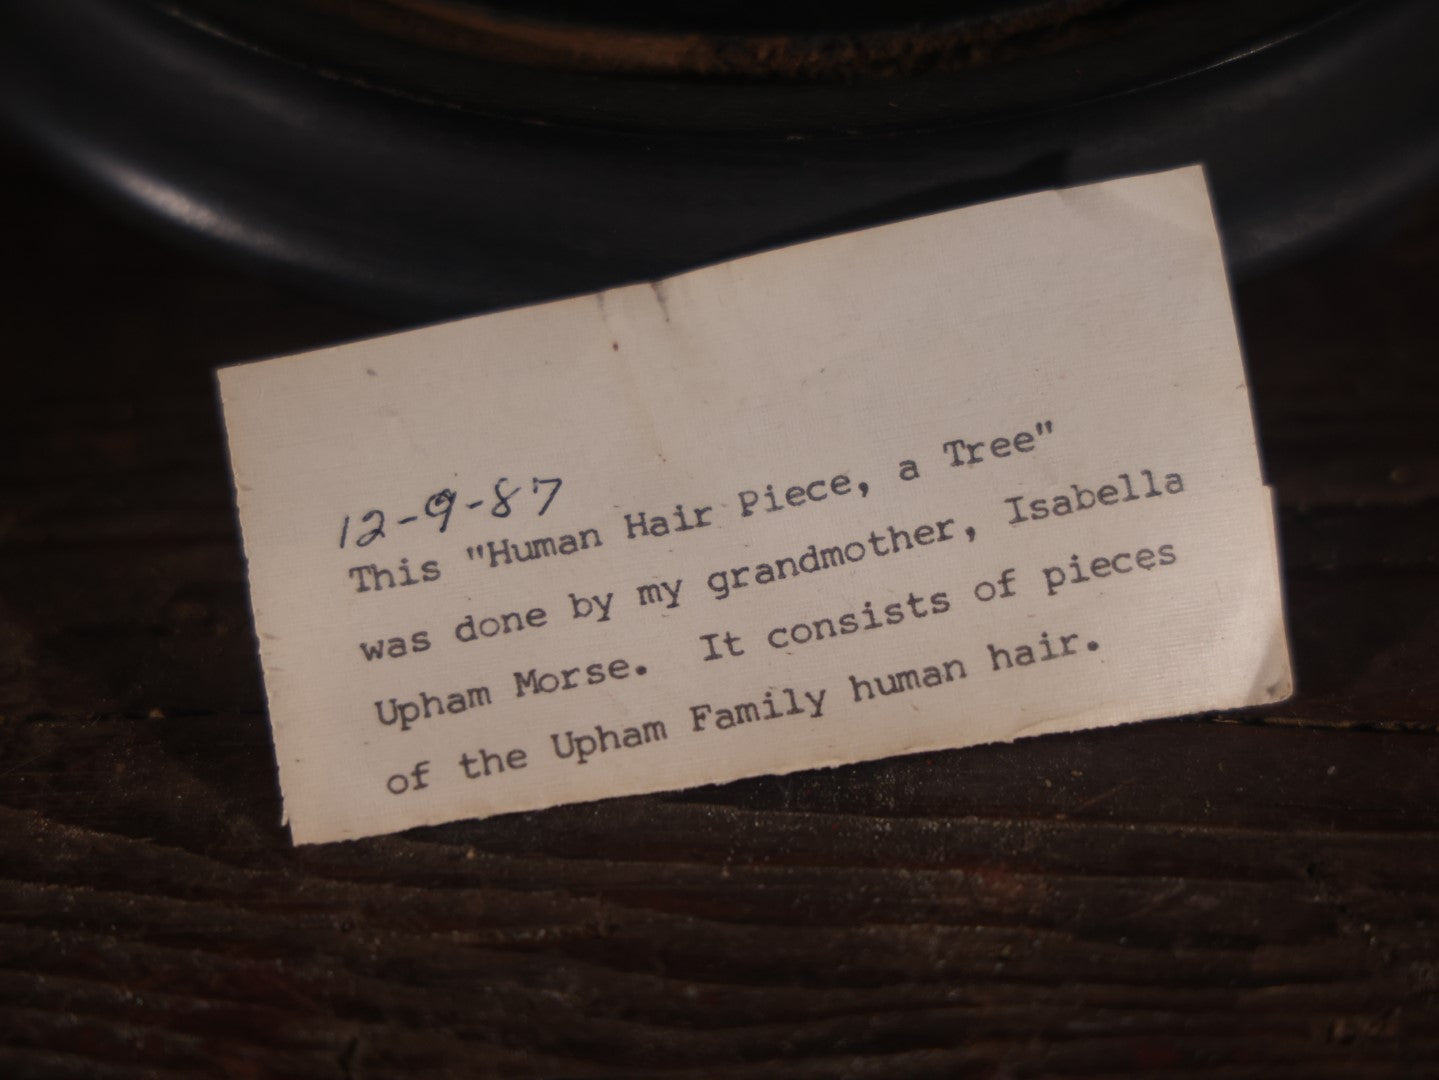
[2,140,1437,1078]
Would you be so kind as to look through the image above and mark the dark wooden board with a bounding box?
[1,140,1437,1077]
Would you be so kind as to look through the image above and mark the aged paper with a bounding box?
[219,165,1290,844]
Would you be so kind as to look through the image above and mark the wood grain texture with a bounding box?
[1,139,1437,1077]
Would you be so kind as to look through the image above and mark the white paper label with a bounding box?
[219,166,1291,844]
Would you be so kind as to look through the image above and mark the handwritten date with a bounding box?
[338,476,562,549]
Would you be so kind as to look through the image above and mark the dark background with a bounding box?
[2,100,1438,1078]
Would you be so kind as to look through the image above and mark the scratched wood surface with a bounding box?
[2,136,1437,1078]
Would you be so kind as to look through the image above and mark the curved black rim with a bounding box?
[2,0,1437,319]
